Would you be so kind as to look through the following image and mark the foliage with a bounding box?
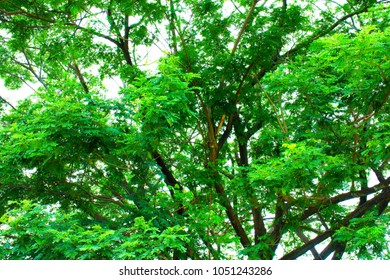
[0,0,389,259]
[0,200,188,260]
[334,213,390,260]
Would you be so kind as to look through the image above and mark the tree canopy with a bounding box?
[0,0,389,260]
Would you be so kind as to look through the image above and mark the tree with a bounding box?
[0,0,389,260]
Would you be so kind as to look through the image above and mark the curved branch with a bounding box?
[282,5,371,60]
[300,177,390,221]
[281,184,390,259]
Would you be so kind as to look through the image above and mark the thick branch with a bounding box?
[281,230,334,260]
[218,114,236,151]
[213,182,251,248]
[269,196,285,253]
[282,185,390,259]
[297,228,322,259]
[315,236,346,260]
[152,151,182,191]
[300,177,390,221]
[152,151,184,215]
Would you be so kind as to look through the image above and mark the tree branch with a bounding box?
[0,95,16,110]
[297,227,322,259]
[69,56,89,93]
[282,184,390,259]
[213,182,251,248]
[300,177,390,221]
[230,0,258,56]
[152,151,184,215]
[282,5,371,60]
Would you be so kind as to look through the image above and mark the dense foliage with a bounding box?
[0,0,389,260]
